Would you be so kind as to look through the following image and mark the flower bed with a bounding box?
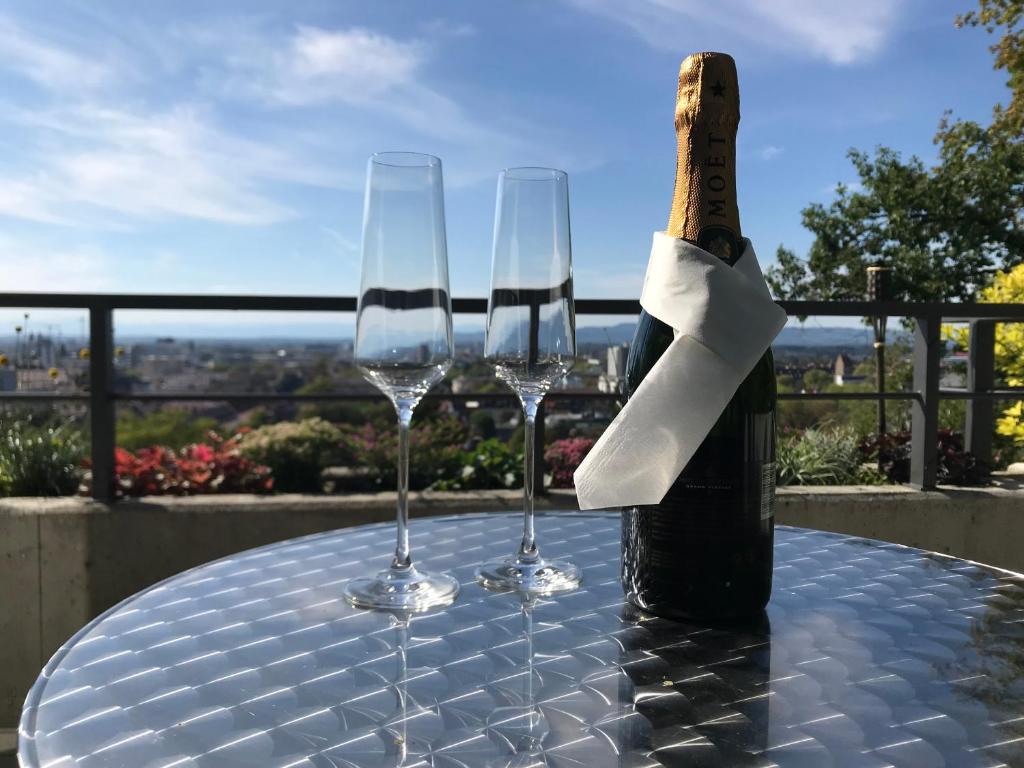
[104,433,273,497]
[545,438,596,488]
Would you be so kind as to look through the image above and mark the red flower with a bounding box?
[92,431,273,498]
[190,444,215,463]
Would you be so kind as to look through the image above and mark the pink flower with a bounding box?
[191,444,214,463]
[544,438,596,488]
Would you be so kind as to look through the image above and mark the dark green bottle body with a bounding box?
[621,308,776,621]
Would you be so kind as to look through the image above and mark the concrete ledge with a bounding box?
[774,483,1024,574]
[0,488,579,518]
[3,484,1023,728]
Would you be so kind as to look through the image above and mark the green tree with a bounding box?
[802,369,833,392]
[294,374,391,424]
[959,0,1024,130]
[469,410,497,439]
[117,408,218,450]
[767,1,1024,304]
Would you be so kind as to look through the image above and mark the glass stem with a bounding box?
[519,395,542,563]
[524,599,534,719]
[393,402,414,570]
[395,618,408,763]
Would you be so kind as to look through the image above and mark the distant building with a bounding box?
[336,340,355,362]
[607,345,628,378]
[131,337,194,380]
[940,350,968,388]
[158,371,221,393]
[833,353,866,386]
[18,369,63,391]
[25,334,57,368]
[598,344,629,394]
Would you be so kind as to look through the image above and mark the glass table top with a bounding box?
[18,512,1024,767]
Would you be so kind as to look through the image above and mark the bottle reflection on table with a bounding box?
[616,606,772,766]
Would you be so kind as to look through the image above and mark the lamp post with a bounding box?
[866,266,889,451]
[23,313,30,370]
[14,324,22,391]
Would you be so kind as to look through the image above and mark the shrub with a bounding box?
[945,263,1024,447]
[117,408,219,451]
[469,411,497,439]
[339,416,468,491]
[105,432,272,497]
[998,401,1024,447]
[295,375,393,424]
[544,438,596,488]
[0,419,84,496]
[777,426,886,486]
[431,438,523,491]
[238,418,345,492]
[802,368,834,392]
[859,429,988,486]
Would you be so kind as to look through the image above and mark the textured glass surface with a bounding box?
[19,513,1024,767]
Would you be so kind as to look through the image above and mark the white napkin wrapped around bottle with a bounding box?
[573,232,787,510]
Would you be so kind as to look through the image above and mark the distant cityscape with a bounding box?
[0,317,946,393]
[0,317,965,438]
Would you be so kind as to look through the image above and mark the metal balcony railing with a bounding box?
[0,292,1022,499]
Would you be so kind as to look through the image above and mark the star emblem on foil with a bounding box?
[711,81,725,98]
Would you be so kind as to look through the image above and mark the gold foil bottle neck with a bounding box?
[676,51,740,129]
[667,51,742,246]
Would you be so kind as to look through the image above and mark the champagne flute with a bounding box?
[345,152,459,611]
[476,167,581,594]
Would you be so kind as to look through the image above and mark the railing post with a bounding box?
[910,314,941,489]
[534,400,546,494]
[965,320,995,465]
[89,306,116,502]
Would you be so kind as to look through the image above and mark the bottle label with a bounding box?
[760,462,776,521]
[663,458,776,525]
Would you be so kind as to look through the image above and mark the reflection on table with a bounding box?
[18,514,1024,767]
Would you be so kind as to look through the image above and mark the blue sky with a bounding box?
[0,0,1011,335]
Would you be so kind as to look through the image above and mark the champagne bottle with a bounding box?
[621,52,776,621]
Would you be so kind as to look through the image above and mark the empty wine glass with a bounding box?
[476,167,580,594]
[345,152,459,611]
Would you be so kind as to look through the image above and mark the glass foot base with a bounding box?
[344,565,459,612]
[476,556,581,595]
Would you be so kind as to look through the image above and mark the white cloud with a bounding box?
[758,145,783,161]
[207,25,427,107]
[0,235,114,292]
[0,177,76,225]
[567,0,903,65]
[0,104,349,227]
[197,22,588,182]
[289,26,423,100]
[0,16,115,90]
[0,15,358,228]
[0,14,593,231]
